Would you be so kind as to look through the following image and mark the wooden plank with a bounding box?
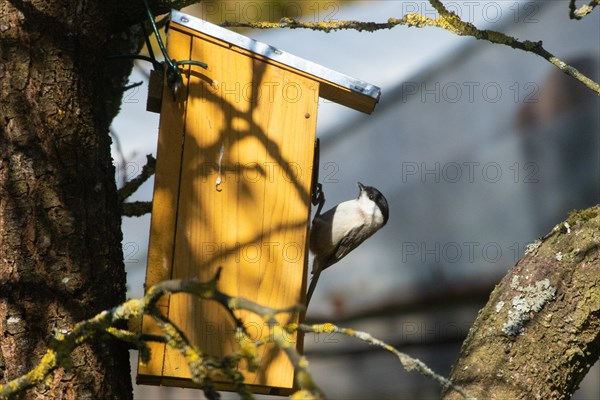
[161,29,317,391]
[249,59,314,387]
[169,12,380,114]
[137,28,192,382]
[162,33,245,379]
[136,305,169,382]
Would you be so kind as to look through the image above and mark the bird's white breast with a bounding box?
[329,200,362,243]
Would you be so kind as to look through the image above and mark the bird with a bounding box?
[306,182,389,306]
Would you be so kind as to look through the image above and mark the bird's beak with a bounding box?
[357,182,365,192]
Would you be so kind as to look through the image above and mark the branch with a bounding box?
[219,2,600,96]
[121,201,153,217]
[0,259,474,400]
[425,0,600,94]
[294,323,473,400]
[0,269,322,400]
[117,153,155,217]
[221,18,396,32]
[569,0,600,19]
[442,206,600,399]
[118,154,156,202]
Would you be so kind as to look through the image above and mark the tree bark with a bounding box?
[0,2,215,397]
[442,205,600,399]
[0,1,149,398]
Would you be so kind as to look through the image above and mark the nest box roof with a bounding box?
[169,10,381,114]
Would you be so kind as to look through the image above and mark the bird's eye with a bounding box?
[368,194,374,200]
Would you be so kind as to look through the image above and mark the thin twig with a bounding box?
[569,0,599,19]
[219,4,600,96]
[0,270,319,399]
[0,268,470,400]
[294,323,474,400]
[426,0,600,94]
[121,201,153,217]
[118,154,156,202]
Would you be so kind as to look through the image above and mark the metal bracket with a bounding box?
[311,138,325,216]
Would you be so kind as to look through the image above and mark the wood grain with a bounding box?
[138,28,192,382]
[140,25,317,394]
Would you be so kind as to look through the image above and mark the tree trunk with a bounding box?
[0,1,148,398]
[442,205,600,399]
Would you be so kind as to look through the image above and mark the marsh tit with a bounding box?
[306,182,389,306]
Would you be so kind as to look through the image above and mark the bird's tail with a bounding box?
[306,268,321,306]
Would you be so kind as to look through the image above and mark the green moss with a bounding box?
[572,286,600,329]
[567,207,599,226]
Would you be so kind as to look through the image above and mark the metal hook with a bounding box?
[216,143,224,192]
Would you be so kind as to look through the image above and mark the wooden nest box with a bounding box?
[138,10,380,395]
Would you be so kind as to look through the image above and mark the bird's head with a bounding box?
[357,182,389,226]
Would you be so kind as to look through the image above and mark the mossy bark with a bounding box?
[443,205,600,399]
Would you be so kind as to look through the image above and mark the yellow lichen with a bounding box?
[27,350,57,382]
[291,389,315,400]
[403,13,433,29]
[298,356,309,369]
[105,326,118,335]
[320,323,336,333]
[270,326,290,348]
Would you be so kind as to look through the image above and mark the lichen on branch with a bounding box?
[569,0,600,19]
[442,206,600,400]
[0,269,321,400]
[0,265,476,400]
[219,0,600,96]
[293,323,473,399]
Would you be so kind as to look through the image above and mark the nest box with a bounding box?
[138,10,380,395]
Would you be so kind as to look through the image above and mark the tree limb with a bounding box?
[121,200,153,217]
[442,206,600,399]
[0,269,321,400]
[0,264,479,400]
[219,1,600,96]
[118,154,156,202]
[117,154,155,217]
